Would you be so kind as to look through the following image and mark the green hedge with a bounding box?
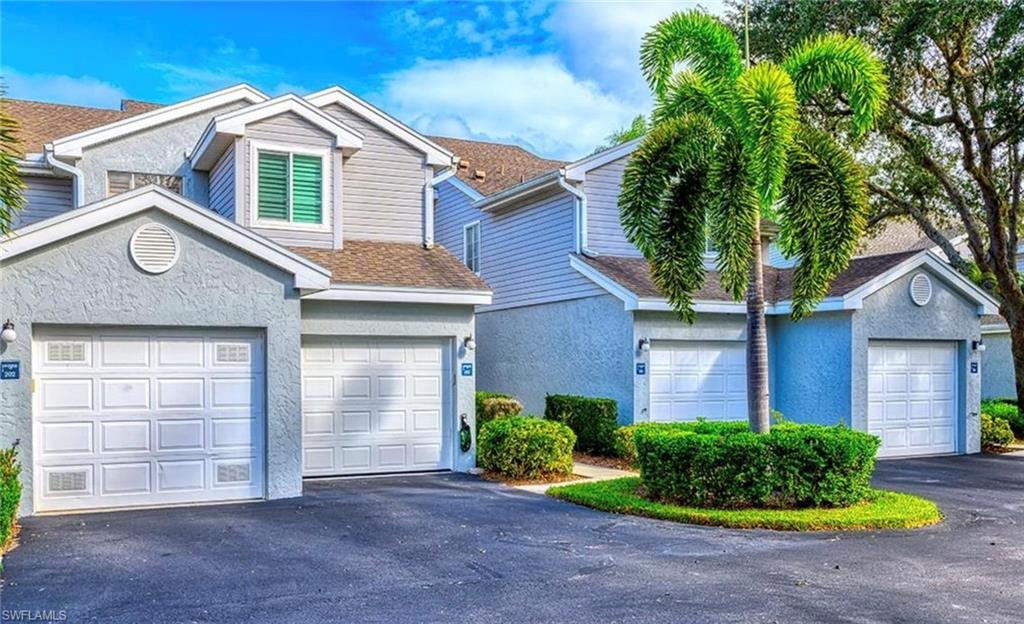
[981,413,1015,448]
[635,424,879,509]
[478,417,575,480]
[544,394,619,455]
[1,443,21,554]
[981,399,1024,437]
[614,421,751,464]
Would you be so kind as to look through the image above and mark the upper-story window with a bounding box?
[107,170,182,197]
[253,145,327,230]
[464,221,481,274]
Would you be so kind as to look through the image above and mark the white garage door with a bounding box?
[649,341,747,421]
[868,341,957,458]
[301,337,452,476]
[33,328,265,513]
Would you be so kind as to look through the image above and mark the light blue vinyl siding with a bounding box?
[12,176,74,229]
[582,155,642,257]
[435,182,602,310]
[208,144,235,220]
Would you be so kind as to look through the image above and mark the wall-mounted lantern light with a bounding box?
[463,336,476,351]
[972,339,986,352]
[0,320,16,344]
[638,338,651,353]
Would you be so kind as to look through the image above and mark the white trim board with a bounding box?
[306,86,455,167]
[0,185,331,290]
[303,283,492,305]
[445,176,485,202]
[190,94,363,170]
[50,84,269,160]
[563,138,641,182]
[570,250,1000,316]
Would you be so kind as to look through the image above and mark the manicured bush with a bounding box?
[478,417,576,480]
[613,421,752,464]
[1,442,22,554]
[981,399,1024,437]
[544,394,619,455]
[981,413,1015,449]
[635,424,879,509]
[475,391,521,433]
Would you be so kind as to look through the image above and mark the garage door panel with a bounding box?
[649,342,747,423]
[868,341,957,458]
[34,329,265,513]
[301,338,452,476]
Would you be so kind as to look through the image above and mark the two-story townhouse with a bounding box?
[1,85,491,516]
[433,137,999,460]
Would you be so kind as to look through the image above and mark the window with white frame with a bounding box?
[107,170,182,197]
[254,147,326,228]
[464,221,481,274]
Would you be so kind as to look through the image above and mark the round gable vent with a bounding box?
[130,223,180,274]
[909,272,932,306]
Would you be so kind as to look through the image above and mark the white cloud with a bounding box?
[542,1,726,106]
[1,66,127,108]
[144,38,294,98]
[376,54,637,160]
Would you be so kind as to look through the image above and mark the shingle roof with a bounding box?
[291,241,490,292]
[858,220,962,257]
[576,250,922,303]
[428,135,566,196]
[2,98,163,155]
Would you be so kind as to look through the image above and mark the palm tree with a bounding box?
[619,11,888,433]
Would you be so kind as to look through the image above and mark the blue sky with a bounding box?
[2,1,727,160]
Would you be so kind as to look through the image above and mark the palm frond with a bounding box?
[782,33,888,138]
[651,70,732,128]
[708,133,760,300]
[733,62,798,211]
[619,114,720,258]
[779,128,869,319]
[640,10,744,101]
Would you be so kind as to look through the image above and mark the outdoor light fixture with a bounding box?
[464,336,476,351]
[972,339,986,352]
[638,338,651,352]
[0,320,16,344]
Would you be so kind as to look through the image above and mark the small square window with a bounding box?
[106,170,182,197]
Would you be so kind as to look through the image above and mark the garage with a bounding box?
[33,327,266,513]
[648,341,747,422]
[301,337,452,476]
[867,341,957,458]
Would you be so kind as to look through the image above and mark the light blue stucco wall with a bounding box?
[475,294,634,422]
[0,209,303,515]
[980,331,1015,400]
[300,300,478,472]
[78,102,248,205]
[851,268,983,453]
[770,312,854,426]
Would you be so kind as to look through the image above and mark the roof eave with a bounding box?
[473,170,563,212]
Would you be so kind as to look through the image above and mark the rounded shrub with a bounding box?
[614,421,754,465]
[478,417,576,480]
[544,394,619,455]
[981,400,1023,437]
[635,424,880,509]
[981,412,1015,449]
[477,396,523,433]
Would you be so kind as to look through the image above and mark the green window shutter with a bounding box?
[257,152,289,220]
[291,155,323,224]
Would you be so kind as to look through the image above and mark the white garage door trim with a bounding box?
[301,336,454,476]
[868,340,958,458]
[648,341,747,422]
[33,327,266,513]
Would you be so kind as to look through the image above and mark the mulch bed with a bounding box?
[573,452,635,472]
[479,470,584,486]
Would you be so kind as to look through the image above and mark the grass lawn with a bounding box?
[547,477,943,531]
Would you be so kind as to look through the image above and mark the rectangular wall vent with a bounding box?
[49,470,87,492]
[217,463,250,483]
[216,343,250,364]
[47,341,87,363]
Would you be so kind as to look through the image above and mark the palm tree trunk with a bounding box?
[746,221,771,433]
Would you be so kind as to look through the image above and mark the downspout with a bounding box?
[45,146,84,208]
[425,163,457,249]
[557,174,596,256]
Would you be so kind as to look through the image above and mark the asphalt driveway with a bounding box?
[3,454,1023,623]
